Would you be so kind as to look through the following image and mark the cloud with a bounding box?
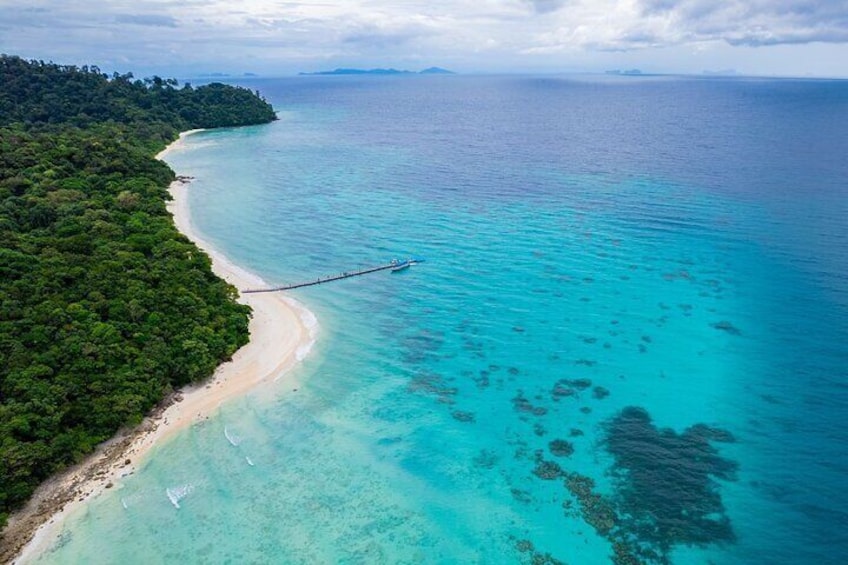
[1,0,847,76]
[115,14,179,28]
[631,0,848,46]
[522,0,568,14]
[339,14,440,50]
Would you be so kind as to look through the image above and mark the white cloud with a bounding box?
[1,0,847,76]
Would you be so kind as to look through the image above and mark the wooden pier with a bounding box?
[242,259,420,294]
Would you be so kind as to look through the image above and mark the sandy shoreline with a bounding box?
[4,130,316,563]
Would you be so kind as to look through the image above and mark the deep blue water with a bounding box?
[37,75,848,564]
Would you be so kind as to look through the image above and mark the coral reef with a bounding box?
[711,320,741,335]
[548,439,574,457]
[592,386,610,399]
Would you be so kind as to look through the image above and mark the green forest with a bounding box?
[0,55,277,527]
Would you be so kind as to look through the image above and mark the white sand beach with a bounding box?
[6,130,316,563]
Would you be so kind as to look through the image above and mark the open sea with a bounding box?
[33,75,848,564]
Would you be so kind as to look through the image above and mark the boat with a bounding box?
[390,257,425,273]
[391,260,411,272]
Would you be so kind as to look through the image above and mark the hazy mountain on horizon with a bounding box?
[300,67,455,76]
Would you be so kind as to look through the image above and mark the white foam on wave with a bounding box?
[281,296,319,333]
[298,307,319,333]
[245,456,255,466]
[223,426,242,446]
[119,492,143,510]
[295,339,316,362]
[165,484,194,509]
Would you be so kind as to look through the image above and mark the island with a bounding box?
[299,66,455,76]
[0,55,277,555]
[605,69,645,76]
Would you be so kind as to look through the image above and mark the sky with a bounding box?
[2,1,848,78]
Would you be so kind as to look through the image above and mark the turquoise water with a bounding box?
[35,76,847,564]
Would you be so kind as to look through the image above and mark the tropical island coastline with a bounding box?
[6,131,316,564]
[0,57,316,562]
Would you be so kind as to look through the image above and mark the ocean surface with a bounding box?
[35,75,847,564]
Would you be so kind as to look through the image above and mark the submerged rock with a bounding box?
[548,439,575,457]
[531,551,566,565]
[551,381,576,400]
[513,391,548,416]
[473,449,498,469]
[553,378,592,398]
[569,378,593,390]
[564,472,617,536]
[552,407,739,563]
[516,539,534,553]
[451,410,476,423]
[711,320,741,335]
[408,372,458,405]
[604,406,738,552]
[533,459,564,480]
[592,386,610,399]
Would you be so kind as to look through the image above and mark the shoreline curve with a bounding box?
[6,129,316,564]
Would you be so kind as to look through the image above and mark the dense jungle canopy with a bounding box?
[0,55,277,527]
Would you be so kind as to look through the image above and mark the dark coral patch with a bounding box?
[711,320,741,335]
[552,378,595,402]
[408,372,458,405]
[401,330,445,364]
[592,386,610,399]
[558,407,739,563]
[513,391,548,416]
[532,459,564,480]
[548,439,574,457]
[473,449,498,469]
[511,489,532,504]
[551,382,575,400]
[473,370,490,389]
[516,539,534,553]
[530,551,565,565]
[604,406,738,552]
[564,472,617,536]
[452,410,476,423]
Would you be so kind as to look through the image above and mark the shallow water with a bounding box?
[36,75,848,564]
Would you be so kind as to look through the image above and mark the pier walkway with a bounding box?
[242,259,420,294]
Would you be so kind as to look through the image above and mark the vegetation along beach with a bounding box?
[0,57,314,561]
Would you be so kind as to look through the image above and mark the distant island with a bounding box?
[300,67,455,76]
[605,69,644,76]
[198,72,260,78]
